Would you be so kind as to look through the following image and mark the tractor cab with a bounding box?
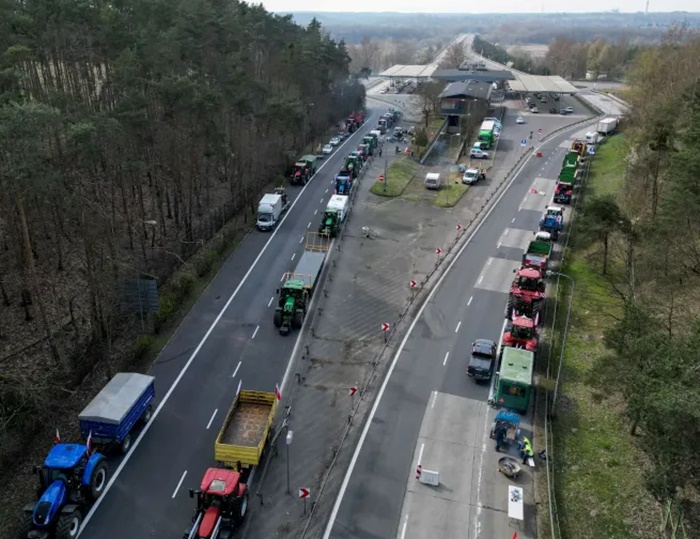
[570,139,587,156]
[319,210,338,235]
[358,143,372,156]
[334,172,353,194]
[502,316,539,351]
[186,468,248,539]
[514,267,545,293]
[545,205,564,220]
[349,151,364,166]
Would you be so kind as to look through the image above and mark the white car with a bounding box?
[516,116,525,124]
[531,107,539,114]
[329,137,341,146]
[565,106,574,113]
[470,148,489,159]
[322,144,333,155]
[462,168,485,185]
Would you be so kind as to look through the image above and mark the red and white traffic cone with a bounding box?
[415,464,422,480]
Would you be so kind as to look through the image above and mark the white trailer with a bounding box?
[596,117,618,135]
[326,194,349,223]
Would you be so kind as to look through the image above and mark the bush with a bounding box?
[195,249,219,278]
[134,335,154,360]
[171,272,195,303]
[152,294,177,334]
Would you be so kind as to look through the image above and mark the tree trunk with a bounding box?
[602,233,609,275]
[17,196,61,366]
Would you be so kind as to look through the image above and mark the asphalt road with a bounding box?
[324,121,589,539]
[78,109,384,539]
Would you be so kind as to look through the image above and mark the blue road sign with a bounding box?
[520,139,527,146]
[588,146,596,155]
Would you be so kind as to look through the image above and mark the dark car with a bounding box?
[467,339,497,381]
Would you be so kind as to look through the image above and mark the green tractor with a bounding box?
[319,209,341,237]
[273,277,309,335]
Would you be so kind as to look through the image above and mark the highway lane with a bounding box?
[325,123,581,539]
[78,109,384,538]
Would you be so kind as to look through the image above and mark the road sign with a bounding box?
[409,280,417,288]
[456,224,463,231]
[298,488,310,499]
[520,139,527,147]
[381,322,390,332]
[588,146,596,155]
[379,174,385,182]
[537,128,542,134]
[417,468,440,486]
[436,248,443,255]
[349,387,358,396]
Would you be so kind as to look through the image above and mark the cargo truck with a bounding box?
[78,372,155,454]
[274,232,330,335]
[318,194,349,237]
[522,232,553,270]
[183,389,278,538]
[495,347,534,413]
[596,117,618,136]
[256,188,290,231]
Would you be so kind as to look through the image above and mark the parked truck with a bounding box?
[256,188,290,231]
[78,372,156,454]
[21,441,109,539]
[539,205,564,240]
[274,232,330,335]
[319,194,349,237]
[290,155,317,185]
[184,389,278,538]
[522,231,553,270]
[495,347,535,413]
[596,117,618,136]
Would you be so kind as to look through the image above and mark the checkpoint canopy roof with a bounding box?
[507,74,579,94]
[378,64,440,79]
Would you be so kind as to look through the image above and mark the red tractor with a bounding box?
[183,468,249,539]
[507,267,546,320]
[502,316,539,351]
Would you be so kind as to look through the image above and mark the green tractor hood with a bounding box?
[283,295,296,313]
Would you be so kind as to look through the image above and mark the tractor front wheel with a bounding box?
[292,310,304,329]
[87,458,108,501]
[55,510,82,539]
[17,510,34,539]
[273,310,282,328]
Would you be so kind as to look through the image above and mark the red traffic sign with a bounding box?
[298,488,310,499]
[436,248,443,255]
[349,386,358,396]
[456,224,463,231]
[379,174,385,182]
[381,322,390,332]
[537,128,542,134]
[409,280,417,288]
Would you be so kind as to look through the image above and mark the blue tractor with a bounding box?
[20,443,108,539]
[538,205,564,241]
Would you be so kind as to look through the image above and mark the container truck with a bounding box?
[274,232,330,335]
[183,388,278,538]
[78,372,155,454]
[318,195,349,237]
[596,117,618,136]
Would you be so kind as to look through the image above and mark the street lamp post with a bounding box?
[546,270,575,414]
[285,429,294,494]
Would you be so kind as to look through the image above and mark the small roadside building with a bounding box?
[439,81,493,134]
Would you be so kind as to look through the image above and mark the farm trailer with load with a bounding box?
[184,389,278,539]
[274,232,330,335]
[522,232,553,271]
[20,441,109,539]
[554,162,580,204]
[493,347,535,413]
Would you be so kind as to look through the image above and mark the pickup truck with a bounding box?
[467,339,497,382]
[79,372,155,453]
[522,232,553,270]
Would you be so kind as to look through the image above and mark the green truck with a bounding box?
[495,347,534,413]
[522,232,553,270]
[274,232,330,335]
[478,120,497,149]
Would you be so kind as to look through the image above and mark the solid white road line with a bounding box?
[443,352,450,366]
[417,443,425,466]
[400,515,409,539]
[455,322,461,333]
[322,127,539,539]
[232,361,242,379]
[268,296,274,308]
[251,326,260,339]
[206,409,218,430]
[78,112,377,536]
[172,470,187,499]
[477,275,484,285]
[430,391,437,408]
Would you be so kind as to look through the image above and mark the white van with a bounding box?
[424,172,441,190]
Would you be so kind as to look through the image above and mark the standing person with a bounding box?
[495,424,506,452]
[520,437,534,464]
[378,147,382,157]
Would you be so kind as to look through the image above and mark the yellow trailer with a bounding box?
[215,390,277,468]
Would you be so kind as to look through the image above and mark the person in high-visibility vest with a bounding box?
[520,437,534,464]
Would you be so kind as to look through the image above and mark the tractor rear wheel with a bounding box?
[55,510,82,539]
[17,509,34,539]
[87,458,108,501]
[506,297,514,318]
[273,309,282,328]
[236,491,250,524]
[292,310,304,329]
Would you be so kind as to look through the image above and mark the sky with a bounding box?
[259,0,697,13]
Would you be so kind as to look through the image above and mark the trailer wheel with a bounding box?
[87,458,108,501]
[120,433,132,454]
[55,510,82,539]
[142,406,153,423]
